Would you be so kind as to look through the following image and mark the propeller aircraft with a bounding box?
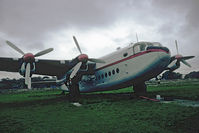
[0,37,195,101]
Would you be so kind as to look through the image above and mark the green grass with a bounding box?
[0,89,60,103]
[0,81,199,133]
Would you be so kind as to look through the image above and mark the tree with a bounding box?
[185,71,199,79]
[162,71,182,80]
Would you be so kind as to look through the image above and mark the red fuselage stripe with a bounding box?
[96,49,168,71]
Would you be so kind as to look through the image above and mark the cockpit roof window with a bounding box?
[152,42,162,47]
[133,42,162,47]
[132,42,162,54]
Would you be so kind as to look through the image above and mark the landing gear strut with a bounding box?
[133,82,147,96]
[67,75,82,102]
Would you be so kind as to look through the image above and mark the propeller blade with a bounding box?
[175,40,179,55]
[181,59,191,67]
[88,58,106,63]
[34,48,54,57]
[73,36,82,54]
[6,41,25,55]
[181,56,195,60]
[27,77,31,89]
[60,84,69,91]
[25,63,31,89]
[70,62,82,79]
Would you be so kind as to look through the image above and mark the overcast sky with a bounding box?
[0,0,198,79]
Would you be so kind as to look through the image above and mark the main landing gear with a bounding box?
[66,75,82,102]
[133,82,147,96]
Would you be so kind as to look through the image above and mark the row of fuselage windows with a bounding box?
[96,68,120,81]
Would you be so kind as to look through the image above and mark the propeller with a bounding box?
[6,41,54,58]
[174,40,194,68]
[6,40,54,89]
[70,36,105,79]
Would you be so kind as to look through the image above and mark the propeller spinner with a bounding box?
[6,41,54,89]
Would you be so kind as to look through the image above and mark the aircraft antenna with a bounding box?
[136,33,139,42]
[175,40,179,55]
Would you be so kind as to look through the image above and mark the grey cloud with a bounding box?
[153,0,199,37]
[0,0,198,74]
[0,0,125,46]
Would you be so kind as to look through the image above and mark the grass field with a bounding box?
[0,80,199,133]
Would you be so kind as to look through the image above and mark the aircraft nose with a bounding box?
[158,49,171,69]
[162,47,170,54]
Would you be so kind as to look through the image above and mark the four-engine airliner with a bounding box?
[0,37,194,101]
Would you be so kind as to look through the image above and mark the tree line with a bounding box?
[162,71,199,80]
[0,76,56,90]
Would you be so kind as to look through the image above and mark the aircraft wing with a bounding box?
[0,57,71,76]
[34,59,71,76]
[0,57,21,72]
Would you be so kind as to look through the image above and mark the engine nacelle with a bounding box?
[79,63,96,75]
[19,62,36,77]
[167,60,180,71]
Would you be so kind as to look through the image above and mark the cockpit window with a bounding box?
[133,45,140,54]
[139,44,146,51]
[132,42,160,54]
[152,42,162,47]
[133,42,147,54]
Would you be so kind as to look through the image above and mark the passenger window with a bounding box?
[112,70,115,75]
[108,71,111,76]
[105,73,108,78]
[123,53,128,57]
[116,68,119,73]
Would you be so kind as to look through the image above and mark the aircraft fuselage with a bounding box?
[79,42,171,92]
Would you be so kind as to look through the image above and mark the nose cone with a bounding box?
[78,54,88,62]
[147,46,170,54]
[158,49,171,69]
[162,47,170,54]
[23,53,35,62]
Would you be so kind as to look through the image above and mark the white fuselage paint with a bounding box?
[78,42,171,92]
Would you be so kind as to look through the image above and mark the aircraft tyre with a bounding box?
[133,82,147,96]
